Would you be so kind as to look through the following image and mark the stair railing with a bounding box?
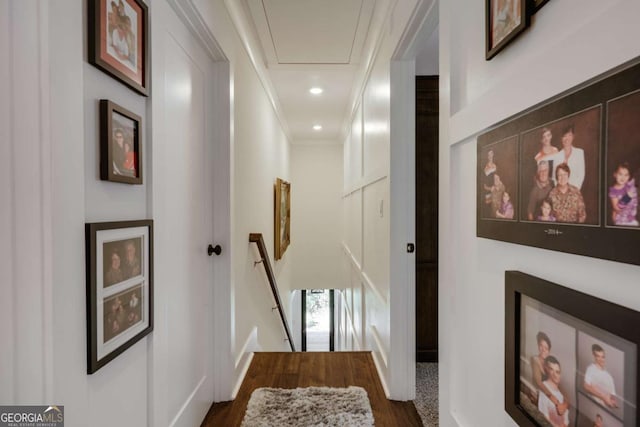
[249,233,296,351]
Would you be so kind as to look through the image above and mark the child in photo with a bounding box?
[537,199,556,222]
[496,191,514,219]
[490,174,506,218]
[609,162,638,226]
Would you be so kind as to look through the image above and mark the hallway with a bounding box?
[202,352,423,426]
[5,0,636,425]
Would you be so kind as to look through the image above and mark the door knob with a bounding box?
[208,244,222,256]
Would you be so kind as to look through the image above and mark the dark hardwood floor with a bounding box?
[201,352,422,426]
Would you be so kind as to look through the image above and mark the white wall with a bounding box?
[1,0,60,407]
[3,0,295,424]
[416,24,439,76]
[343,52,394,394]
[439,0,640,426]
[0,0,101,424]
[193,0,295,396]
[231,38,293,358]
[340,0,424,400]
[82,0,150,422]
[290,143,344,290]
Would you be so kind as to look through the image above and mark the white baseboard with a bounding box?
[169,376,207,427]
[369,325,388,368]
[232,352,254,399]
[370,350,391,399]
[232,327,260,399]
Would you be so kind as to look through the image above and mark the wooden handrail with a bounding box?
[249,233,296,352]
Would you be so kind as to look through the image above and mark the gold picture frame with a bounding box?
[274,178,291,260]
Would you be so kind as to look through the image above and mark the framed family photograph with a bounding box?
[88,0,149,96]
[100,99,142,185]
[86,220,153,374]
[477,56,640,266]
[274,178,291,260]
[486,0,528,60]
[505,271,639,427]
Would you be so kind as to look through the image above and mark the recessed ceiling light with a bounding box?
[309,87,323,95]
[313,125,322,131]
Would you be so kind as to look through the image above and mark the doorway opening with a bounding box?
[301,289,334,352]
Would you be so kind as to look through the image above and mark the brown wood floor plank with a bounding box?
[200,352,422,427]
[325,352,349,388]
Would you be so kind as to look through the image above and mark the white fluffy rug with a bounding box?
[241,386,374,427]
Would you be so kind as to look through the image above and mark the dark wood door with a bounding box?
[416,76,438,362]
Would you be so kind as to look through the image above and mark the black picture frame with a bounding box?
[505,271,639,427]
[486,0,529,60]
[100,99,143,185]
[86,220,153,374]
[88,0,150,96]
[477,57,640,266]
[531,0,550,14]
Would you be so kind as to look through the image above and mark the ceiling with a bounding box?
[232,0,438,144]
[239,0,376,143]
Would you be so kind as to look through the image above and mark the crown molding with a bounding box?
[224,0,293,143]
[392,0,438,60]
[165,0,228,61]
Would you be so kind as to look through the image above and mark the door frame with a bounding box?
[301,289,335,352]
[301,290,307,351]
[386,0,439,400]
[150,1,233,425]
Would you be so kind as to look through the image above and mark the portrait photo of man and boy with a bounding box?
[519,295,636,427]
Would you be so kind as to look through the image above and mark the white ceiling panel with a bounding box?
[263,0,364,64]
